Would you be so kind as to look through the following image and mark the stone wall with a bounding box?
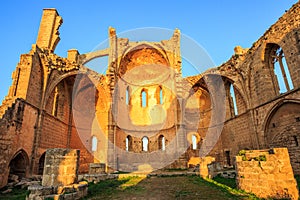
[42,148,80,187]
[0,1,300,189]
[236,148,299,200]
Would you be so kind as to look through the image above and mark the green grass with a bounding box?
[212,174,237,188]
[0,187,29,200]
[191,176,261,200]
[82,178,128,199]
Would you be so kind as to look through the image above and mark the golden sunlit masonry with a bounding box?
[0,2,300,199]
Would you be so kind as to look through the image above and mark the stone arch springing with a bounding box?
[9,150,29,180]
[265,43,293,95]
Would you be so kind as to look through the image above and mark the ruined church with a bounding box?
[1,2,300,189]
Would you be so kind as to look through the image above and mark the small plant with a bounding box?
[238,150,246,156]
[253,155,266,162]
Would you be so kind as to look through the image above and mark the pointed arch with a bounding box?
[9,149,29,179]
[265,43,293,95]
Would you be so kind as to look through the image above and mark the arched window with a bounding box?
[141,89,148,107]
[52,87,59,117]
[91,136,98,152]
[158,135,165,151]
[126,86,130,105]
[229,84,238,116]
[142,136,149,152]
[156,86,163,104]
[192,135,197,150]
[266,44,293,94]
[273,47,293,93]
[126,135,132,152]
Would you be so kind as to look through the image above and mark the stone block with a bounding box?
[42,148,80,187]
[236,148,299,200]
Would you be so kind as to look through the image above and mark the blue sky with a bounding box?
[0,0,297,101]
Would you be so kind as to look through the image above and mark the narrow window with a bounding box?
[126,135,132,151]
[142,136,149,152]
[141,89,147,107]
[192,135,197,150]
[158,135,165,151]
[14,68,21,96]
[229,84,238,116]
[92,136,98,152]
[156,86,163,104]
[271,46,293,94]
[52,87,59,117]
[293,136,299,147]
[225,150,231,166]
[126,86,130,105]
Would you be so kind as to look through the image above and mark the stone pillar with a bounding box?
[199,156,215,178]
[42,148,80,187]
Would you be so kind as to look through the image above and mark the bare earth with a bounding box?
[88,176,251,200]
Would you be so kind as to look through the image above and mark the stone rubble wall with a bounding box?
[236,148,299,200]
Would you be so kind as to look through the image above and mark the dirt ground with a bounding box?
[87,176,253,200]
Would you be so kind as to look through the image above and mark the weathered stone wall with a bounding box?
[1,1,300,189]
[201,2,300,174]
[236,148,299,200]
[42,148,80,187]
[0,100,37,188]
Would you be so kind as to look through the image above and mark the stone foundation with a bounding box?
[236,148,299,200]
[89,163,106,174]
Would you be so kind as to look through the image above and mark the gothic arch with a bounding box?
[9,149,29,179]
[263,100,300,174]
[263,99,300,141]
[118,44,170,76]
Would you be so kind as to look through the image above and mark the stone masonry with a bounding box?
[236,148,299,200]
[0,2,300,189]
[42,148,80,187]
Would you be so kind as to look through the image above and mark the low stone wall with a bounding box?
[42,148,80,187]
[89,163,106,174]
[236,148,299,200]
[28,181,88,200]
